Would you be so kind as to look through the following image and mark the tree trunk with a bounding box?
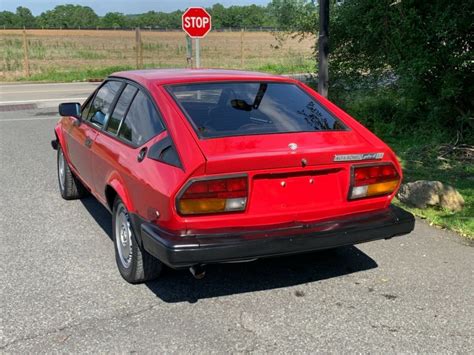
[318,0,329,97]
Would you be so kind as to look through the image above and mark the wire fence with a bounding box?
[2,26,282,32]
[1,28,315,80]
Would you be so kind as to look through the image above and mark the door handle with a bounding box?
[84,136,93,148]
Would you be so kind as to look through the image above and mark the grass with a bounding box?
[388,136,474,240]
[11,60,315,82]
[0,29,315,81]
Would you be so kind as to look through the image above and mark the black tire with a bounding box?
[57,146,88,200]
[112,197,162,283]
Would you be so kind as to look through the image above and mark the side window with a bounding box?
[87,81,122,127]
[106,85,137,135]
[118,91,165,146]
[81,97,93,119]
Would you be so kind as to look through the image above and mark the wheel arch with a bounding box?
[105,176,135,213]
[106,179,144,246]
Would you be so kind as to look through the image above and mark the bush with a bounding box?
[330,0,474,143]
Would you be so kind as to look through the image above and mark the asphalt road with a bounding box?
[1,83,473,353]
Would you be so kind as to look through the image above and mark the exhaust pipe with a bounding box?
[189,265,206,279]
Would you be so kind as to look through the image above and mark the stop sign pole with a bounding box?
[182,7,212,68]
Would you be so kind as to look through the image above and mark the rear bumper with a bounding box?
[141,205,415,268]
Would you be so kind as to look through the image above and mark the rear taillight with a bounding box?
[349,164,399,200]
[177,175,248,215]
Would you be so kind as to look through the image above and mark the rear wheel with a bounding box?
[112,197,162,283]
[57,146,88,200]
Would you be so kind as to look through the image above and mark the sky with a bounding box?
[2,0,271,15]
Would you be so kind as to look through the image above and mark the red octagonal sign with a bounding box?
[182,7,212,38]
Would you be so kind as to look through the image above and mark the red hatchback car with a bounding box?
[52,69,414,283]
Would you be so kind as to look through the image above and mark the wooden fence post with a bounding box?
[186,35,193,68]
[135,27,143,69]
[240,28,244,67]
[22,28,30,77]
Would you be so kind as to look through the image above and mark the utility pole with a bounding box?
[318,0,329,97]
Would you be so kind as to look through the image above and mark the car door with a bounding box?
[66,80,122,192]
[91,84,166,205]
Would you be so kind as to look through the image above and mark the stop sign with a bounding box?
[182,7,212,38]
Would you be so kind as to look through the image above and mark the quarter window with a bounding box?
[81,97,93,119]
[106,85,137,135]
[118,91,164,146]
[87,81,122,127]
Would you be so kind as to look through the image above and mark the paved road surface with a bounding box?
[0,82,98,109]
[1,83,473,352]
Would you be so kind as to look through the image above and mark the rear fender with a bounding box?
[107,174,135,213]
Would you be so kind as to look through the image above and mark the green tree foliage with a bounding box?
[130,10,182,29]
[15,6,36,28]
[270,0,473,139]
[101,12,127,28]
[0,3,283,30]
[37,5,99,28]
[209,4,275,28]
[330,0,473,139]
[0,7,36,28]
[0,11,18,27]
[268,0,317,32]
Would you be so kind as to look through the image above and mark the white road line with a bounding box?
[0,117,58,122]
[0,82,98,87]
[1,89,93,94]
[0,97,87,104]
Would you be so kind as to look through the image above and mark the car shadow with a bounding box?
[146,246,377,303]
[80,196,378,303]
[80,196,113,240]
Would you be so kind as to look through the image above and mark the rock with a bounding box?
[397,180,464,212]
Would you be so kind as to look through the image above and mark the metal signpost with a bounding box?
[182,7,212,68]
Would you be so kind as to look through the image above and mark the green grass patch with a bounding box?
[12,63,181,82]
[14,65,135,82]
[255,56,314,74]
[6,59,315,83]
[389,136,473,239]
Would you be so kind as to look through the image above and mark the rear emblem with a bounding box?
[288,143,298,151]
[334,152,384,162]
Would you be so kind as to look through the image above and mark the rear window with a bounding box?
[168,82,346,138]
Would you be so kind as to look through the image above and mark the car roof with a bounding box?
[109,68,297,86]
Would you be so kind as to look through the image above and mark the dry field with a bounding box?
[0,29,315,80]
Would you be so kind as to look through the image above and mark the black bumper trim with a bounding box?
[141,205,415,268]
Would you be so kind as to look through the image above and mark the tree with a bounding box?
[208,3,226,29]
[269,0,317,32]
[269,0,473,138]
[16,6,36,28]
[37,5,99,28]
[101,12,127,28]
[330,0,473,137]
[0,11,18,28]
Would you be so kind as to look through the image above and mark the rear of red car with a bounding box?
[138,76,414,268]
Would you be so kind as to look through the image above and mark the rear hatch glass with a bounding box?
[167,82,347,138]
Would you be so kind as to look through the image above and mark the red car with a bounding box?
[52,69,414,283]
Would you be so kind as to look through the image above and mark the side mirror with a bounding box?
[59,102,81,119]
